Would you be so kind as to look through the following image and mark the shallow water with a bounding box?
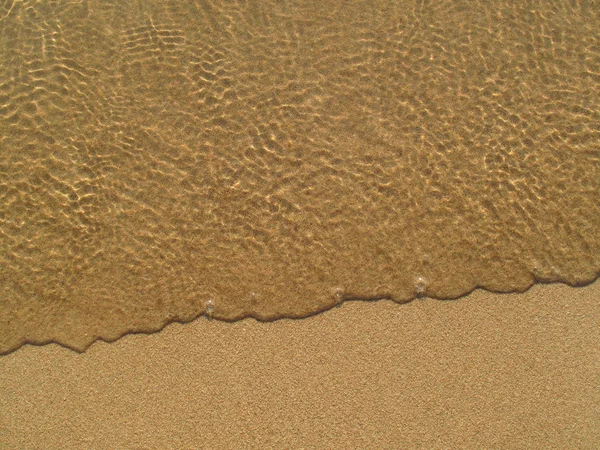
[0,0,598,353]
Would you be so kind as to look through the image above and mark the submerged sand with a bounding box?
[1,0,599,353]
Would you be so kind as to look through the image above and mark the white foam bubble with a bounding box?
[415,276,427,298]
[204,298,214,320]
[333,287,345,306]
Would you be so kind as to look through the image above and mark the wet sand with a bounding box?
[1,281,599,449]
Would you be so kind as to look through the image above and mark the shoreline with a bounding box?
[2,280,599,448]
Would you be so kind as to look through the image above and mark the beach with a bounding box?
[1,0,599,446]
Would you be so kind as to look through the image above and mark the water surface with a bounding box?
[0,0,598,353]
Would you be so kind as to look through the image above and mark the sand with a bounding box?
[1,2,598,446]
[1,281,598,449]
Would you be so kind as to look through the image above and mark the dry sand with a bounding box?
[1,281,598,449]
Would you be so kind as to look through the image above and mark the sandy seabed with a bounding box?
[1,280,598,449]
[2,0,599,353]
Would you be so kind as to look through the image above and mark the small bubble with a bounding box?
[333,287,344,306]
[415,276,427,298]
[204,298,214,320]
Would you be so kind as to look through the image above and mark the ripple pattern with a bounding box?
[0,0,598,353]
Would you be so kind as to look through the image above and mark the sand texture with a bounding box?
[1,282,599,448]
[1,2,599,351]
